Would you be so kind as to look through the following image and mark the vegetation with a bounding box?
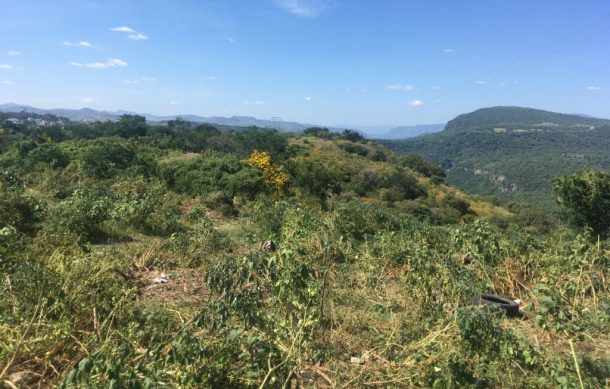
[385,106,610,210]
[552,168,610,239]
[0,115,608,387]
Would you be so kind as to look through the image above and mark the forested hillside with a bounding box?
[385,106,610,209]
[1,115,608,387]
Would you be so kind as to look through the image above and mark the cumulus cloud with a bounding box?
[586,86,602,90]
[63,41,92,47]
[275,0,332,17]
[409,99,424,107]
[111,26,135,33]
[225,36,236,43]
[387,83,414,91]
[128,33,148,41]
[443,48,455,53]
[475,80,488,85]
[6,50,20,56]
[87,58,127,69]
[0,64,12,69]
[204,75,217,81]
[243,100,264,105]
[83,97,93,103]
[303,96,312,101]
[112,26,147,41]
[72,58,127,69]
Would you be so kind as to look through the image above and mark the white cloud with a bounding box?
[169,100,182,105]
[204,75,217,81]
[303,96,312,101]
[361,89,368,93]
[83,97,93,103]
[63,41,93,47]
[0,64,12,70]
[409,99,424,107]
[112,26,147,41]
[6,50,20,56]
[275,0,331,17]
[0,80,13,85]
[128,33,148,41]
[387,83,414,91]
[443,48,455,53]
[475,80,488,85]
[111,26,135,33]
[586,86,602,90]
[225,36,236,43]
[123,76,156,84]
[73,58,127,69]
[243,100,264,105]
[432,86,441,90]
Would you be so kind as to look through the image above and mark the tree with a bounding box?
[552,169,610,238]
[117,114,148,137]
[304,127,332,139]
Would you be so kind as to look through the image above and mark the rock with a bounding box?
[350,357,361,365]
[261,240,276,252]
[8,371,35,386]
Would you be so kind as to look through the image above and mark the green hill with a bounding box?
[385,106,610,209]
[1,115,608,387]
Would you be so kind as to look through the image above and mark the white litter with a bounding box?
[153,273,169,284]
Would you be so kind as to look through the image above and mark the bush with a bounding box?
[552,169,610,238]
[401,154,446,178]
[50,187,113,241]
[80,140,137,179]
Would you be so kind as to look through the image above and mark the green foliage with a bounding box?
[401,153,446,178]
[385,107,610,210]
[80,139,142,179]
[165,152,264,199]
[49,187,113,241]
[552,168,610,238]
[1,115,608,388]
[287,157,342,201]
[303,126,332,139]
[452,219,501,266]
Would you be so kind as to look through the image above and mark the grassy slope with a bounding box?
[1,131,609,387]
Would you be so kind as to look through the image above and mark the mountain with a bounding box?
[0,103,318,131]
[384,106,610,209]
[444,106,609,133]
[372,123,445,139]
[0,103,442,139]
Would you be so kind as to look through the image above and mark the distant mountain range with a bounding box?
[0,103,444,140]
[385,106,610,209]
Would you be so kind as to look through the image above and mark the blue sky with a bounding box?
[1,0,609,126]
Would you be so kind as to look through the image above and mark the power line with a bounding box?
[385,11,610,123]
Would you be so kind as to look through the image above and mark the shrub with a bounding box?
[552,169,610,238]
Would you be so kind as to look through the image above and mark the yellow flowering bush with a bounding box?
[247,150,289,190]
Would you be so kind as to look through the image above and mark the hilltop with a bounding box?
[385,106,610,209]
[445,106,610,133]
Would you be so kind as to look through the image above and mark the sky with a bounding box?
[1,0,609,127]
